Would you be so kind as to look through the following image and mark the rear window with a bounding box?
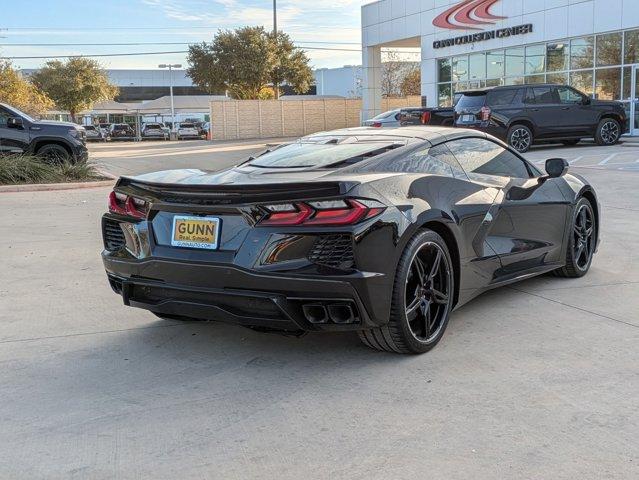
[456,93,487,109]
[145,124,161,129]
[180,123,195,128]
[247,141,405,169]
[371,110,398,121]
[113,125,129,130]
[486,89,517,106]
[85,126,96,131]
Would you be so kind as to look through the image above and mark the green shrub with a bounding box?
[0,155,104,185]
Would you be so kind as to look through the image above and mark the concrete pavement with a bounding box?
[0,140,637,479]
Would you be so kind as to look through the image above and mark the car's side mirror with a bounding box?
[582,96,591,105]
[7,116,23,129]
[545,158,569,178]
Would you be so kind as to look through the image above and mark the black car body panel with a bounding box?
[0,103,88,162]
[101,127,600,333]
[454,84,627,142]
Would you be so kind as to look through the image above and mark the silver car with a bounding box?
[362,109,402,128]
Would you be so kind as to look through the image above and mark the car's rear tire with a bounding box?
[36,144,71,164]
[358,229,455,354]
[507,124,533,153]
[562,139,580,146]
[554,197,597,278]
[595,118,621,146]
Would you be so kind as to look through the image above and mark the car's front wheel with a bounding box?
[555,197,597,278]
[507,124,533,153]
[37,144,71,164]
[358,230,454,354]
[595,118,621,146]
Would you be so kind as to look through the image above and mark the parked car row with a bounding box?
[365,84,627,152]
[84,122,209,142]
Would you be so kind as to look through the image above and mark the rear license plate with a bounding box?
[171,216,220,250]
[461,114,475,122]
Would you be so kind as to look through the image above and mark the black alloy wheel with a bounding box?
[595,118,621,146]
[358,230,454,354]
[37,144,71,164]
[507,125,533,153]
[555,197,596,278]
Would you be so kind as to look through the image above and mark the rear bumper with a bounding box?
[103,255,379,332]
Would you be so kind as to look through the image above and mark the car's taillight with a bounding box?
[421,111,432,124]
[372,122,382,128]
[480,106,491,121]
[258,199,385,227]
[108,191,148,219]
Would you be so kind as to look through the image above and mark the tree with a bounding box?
[400,67,421,96]
[380,51,404,98]
[0,61,54,117]
[381,51,419,98]
[31,58,118,121]
[187,26,313,100]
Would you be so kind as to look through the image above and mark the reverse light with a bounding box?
[259,199,385,227]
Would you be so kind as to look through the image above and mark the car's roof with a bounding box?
[458,83,566,94]
[306,126,487,142]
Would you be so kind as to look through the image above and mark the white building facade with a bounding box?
[361,0,639,133]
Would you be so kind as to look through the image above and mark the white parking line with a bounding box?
[598,153,618,165]
[569,156,583,165]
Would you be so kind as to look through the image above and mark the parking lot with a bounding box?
[1,138,638,479]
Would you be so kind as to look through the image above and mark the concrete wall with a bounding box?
[209,96,421,140]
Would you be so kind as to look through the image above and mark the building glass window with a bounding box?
[438,83,452,107]
[469,53,486,81]
[547,72,569,84]
[525,45,546,74]
[571,37,594,70]
[596,32,622,67]
[525,75,546,84]
[624,30,639,65]
[434,28,639,106]
[570,70,594,96]
[438,58,452,83]
[622,66,633,100]
[504,77,524,86]
[547,42,569,72]
[487,50,504,78]
[452,56,469,82]
[505,48,525,76]
[595,68,622,100]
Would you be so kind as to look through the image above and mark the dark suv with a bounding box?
[454,84,627,152]
[0,103,88,163]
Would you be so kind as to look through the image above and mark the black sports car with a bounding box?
[101,127,599,354]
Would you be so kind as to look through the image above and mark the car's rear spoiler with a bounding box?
[115,177,360,204]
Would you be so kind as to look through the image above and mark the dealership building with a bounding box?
[361,0,639,134]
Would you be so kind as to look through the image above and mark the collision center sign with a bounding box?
[433,24,533,49]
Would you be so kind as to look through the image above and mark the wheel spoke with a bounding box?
[420,299,432,336]
[406,295,421,315]
[413,257,426,284]
[431,289,449,305]
[429,249,442,280]
[575,243,585,262]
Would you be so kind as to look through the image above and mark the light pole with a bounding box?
[158,63,182,138]
[273,0,279,99]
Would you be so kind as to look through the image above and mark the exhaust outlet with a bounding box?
[302,304,329,324]
[327,304,355,324]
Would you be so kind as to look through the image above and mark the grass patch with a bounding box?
[0,155,107,185]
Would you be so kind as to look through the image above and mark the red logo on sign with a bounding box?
[433,0,506,30]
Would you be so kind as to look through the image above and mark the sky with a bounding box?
[0,0,372,71]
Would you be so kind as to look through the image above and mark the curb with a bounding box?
[0,169,117,193]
